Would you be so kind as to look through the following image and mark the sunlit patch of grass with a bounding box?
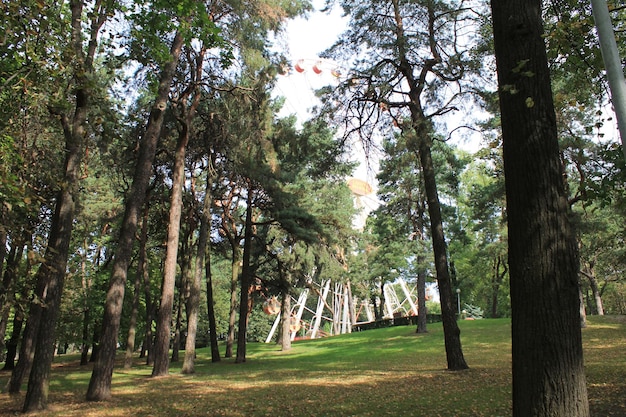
[0,317,624,416]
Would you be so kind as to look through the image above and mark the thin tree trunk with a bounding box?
[171,290,182,363]
[225,252,241,358]
[579,282,587,328]
[390,0,467,369]
[0,231,6,285]
[8,301,38,394]
[490,255,507,318]
[235,185,254,363]
[206,265,221,363]
[581,263,604,315]
[123,257,143,369]
[181,191,204,372]
[346,281,355,333]
[124,206,150,368]
[6,215,38,390]
[201,169,221,362]
[182,250,201,372]
[3,305,24,371]
[139,204,154,364]
[176,46,205,373]
[416,232,428,333]
[416,269,428,333]
[0,241,23,358]
[86,27,186,401]
[88,321,101,363]
[80,238,92,366]
[280,290,292,351]
[490,1,590,415]
[414,137,468,370]
[184,169,217,371]
[152,104,191,376]
[80,307,91,366]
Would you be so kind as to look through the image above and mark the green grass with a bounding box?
[1,316,624,416]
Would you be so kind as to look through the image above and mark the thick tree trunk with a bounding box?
[23,125,82,412]
[490,1,590,415]
[86,28,186,401]
[21,2,96,408]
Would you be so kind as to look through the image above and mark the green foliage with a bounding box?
[128,0,225,67]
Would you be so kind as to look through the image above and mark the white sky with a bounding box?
[274,2,381,192]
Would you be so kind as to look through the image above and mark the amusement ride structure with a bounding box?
[261,168,428,342]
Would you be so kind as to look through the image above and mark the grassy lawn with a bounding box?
[0,316,624,416]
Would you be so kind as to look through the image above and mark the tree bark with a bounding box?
[490,1,590,415]
[490,255,507,318]
[415,137,468,370]
[124,207,150,369]
[235,184,255,363]
[280,290,292,351]
[225,250,241,358]
[581,263,604,315]
[0,240,23,357]
[22,91,82,413]
[182,238,202,373]
[194,169,220,364]
[389,0,467,369]
[416,269,428,333]
[139,204,154,364]
[21,0,101,408]
[152,127,188,375]
[123,256,143,369]
[86,28,186,401]
[170,289,183,363]
[415,213,428,333]
[152,49,199,374]
[3,308,24,371]
[80,238,92,366]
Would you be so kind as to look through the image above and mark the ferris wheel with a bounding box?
[273,57,344,121]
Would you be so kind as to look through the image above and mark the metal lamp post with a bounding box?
[456,288,461,316]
